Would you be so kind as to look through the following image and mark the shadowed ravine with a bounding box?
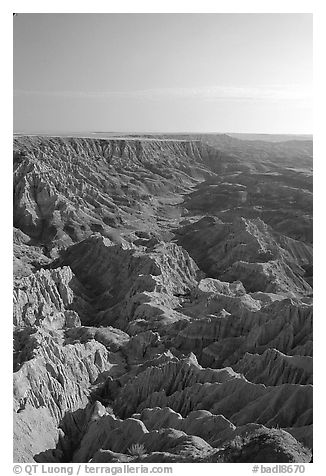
[13,134,312,463]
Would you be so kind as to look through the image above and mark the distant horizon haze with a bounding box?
[14,13,312,135]
[13,130,313,136]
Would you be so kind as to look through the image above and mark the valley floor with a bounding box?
[13,134,313,463]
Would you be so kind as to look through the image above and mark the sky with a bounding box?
[13,13,312,134]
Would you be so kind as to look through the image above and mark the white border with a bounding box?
[3,1,324,474]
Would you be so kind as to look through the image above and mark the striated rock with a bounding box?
[111,354,241,418]
[51,234,200,330]
[179,135,312,243]
[13,136,215,250]
[221,259,311,296]
[100,350,312,433]
[13,331,117,419]
[13,266,88,329]
[175,216,312,296]
[13,328,127,462]
[171,292,312,371]
[123,330,164,364]
[234,348,312,385]
[65,326,130,352]
[13,135,313,463]
[14,405,59,463]
[197,277,246,296]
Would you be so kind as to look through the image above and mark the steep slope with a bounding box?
[14,136,217,255]
[174,216,312,295]
[13,135,313,463]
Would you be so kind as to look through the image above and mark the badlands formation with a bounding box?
[13,134,313,463]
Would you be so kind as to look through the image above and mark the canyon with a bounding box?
[13,133,313,463]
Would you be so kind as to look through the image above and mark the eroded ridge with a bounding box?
[13,135,313,463]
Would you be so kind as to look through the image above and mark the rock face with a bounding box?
[174,216,312,296]
[13,134,312,463]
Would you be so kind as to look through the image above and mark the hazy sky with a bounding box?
[13,13,312,134]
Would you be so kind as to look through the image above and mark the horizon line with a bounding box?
[13,130,313,136]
